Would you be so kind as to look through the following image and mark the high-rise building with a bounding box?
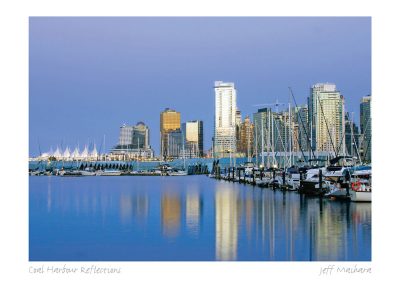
[345,112,360,158]
[237,116,254,158]
[112,122,154,159]
[360,95,371,162]
[132,121,150,149]
[295,105,309,152]
[309,83,345,154]
[182,120,204,158]
[166,129,183,159]
[316,94,345,153]
[119,125,134,146]
[253,108,270,158]
[235,109,242,147]
[160,108,181,158]
[214,81,237,158]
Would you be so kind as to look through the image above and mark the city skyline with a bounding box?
[29,17,371,156]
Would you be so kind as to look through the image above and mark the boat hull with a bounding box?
[298,180,328,195]
[350,190,371,202]
[96,171,122,176]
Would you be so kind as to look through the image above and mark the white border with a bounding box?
[1,0,397,288]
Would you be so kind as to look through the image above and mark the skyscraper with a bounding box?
[295,105,309,152]
[237,116,254,158]
[112,122,154,159]
[182,120,204,158]
[309,83,345,154]
[235,109,242,148]
[360,95,371,162]
[214,81,237,158]
[345,112,360,158]
[160,108,181,158]
[119,124,134,146]
[166,129,183,159]
[253,108,270,159]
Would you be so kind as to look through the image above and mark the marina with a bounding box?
[29,155,371,202]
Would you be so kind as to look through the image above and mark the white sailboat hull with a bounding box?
[350,190,371,202]
[96,171,122,176]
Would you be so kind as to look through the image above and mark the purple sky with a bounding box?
[29,17,371,156]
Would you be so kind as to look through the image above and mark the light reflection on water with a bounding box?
[29,176,371,261]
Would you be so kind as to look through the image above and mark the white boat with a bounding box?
[59,170,82,177]
[79,167,96,176]
[96,169,122,176]
[350,169,371,202]
[325,182,349,199]
[298,166,328,195]
[168,169,188,176]
[324,156,357,182]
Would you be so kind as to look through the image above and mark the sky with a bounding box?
[29,17,371,157]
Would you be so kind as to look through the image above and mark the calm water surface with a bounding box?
[29,176,371,261]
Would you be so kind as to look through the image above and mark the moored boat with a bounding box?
[350,168,371,202]
[168,169,188,176]
[79,167,96,176]
[96,169,122,176]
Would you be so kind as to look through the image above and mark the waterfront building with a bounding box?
[71,147,80,159]
[360,95,371,162]
[89,144,98,159]
[237,116,254,158]
[295,105,310,153]
[160,108,181,158]
[214,81,238,158]
[182,120,204,158]
[253,108,270,159]
[253,105,305,166]
[309,83,345,154]
[80,145,89,159]
[345,112,360,158]
[119,125,134,146]
[235,109,242,127]
[235,109,242,146]
[37,142,102,161]
[166,129,183,159]
[111,122,154,159]
[63,147,71,159]
[133,122,150,149]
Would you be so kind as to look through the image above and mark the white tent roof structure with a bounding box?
[63,147,71,158]
[80,145,89,158]
[72,147,80,159]
[90,144,98,158]
[53,147,62,158]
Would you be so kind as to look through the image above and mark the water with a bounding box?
[29,176,371,261]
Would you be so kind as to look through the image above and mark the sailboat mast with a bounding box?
[289,102,292,167]
[261,113,265,167]
[247,122,251,162]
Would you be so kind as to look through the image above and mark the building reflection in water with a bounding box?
[47,177,52,213]
[306,200,371,261]
[186,192,201,237]
[119,193,148,226]
[215,182,239,261]
[161,191,181,238]
[313,202,347,260]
